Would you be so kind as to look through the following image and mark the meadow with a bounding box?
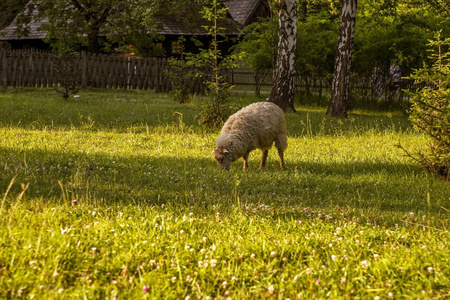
[0,88,448,299]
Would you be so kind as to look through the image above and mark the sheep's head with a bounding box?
[214,147,233,171]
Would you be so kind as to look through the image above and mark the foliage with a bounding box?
[165,37,198,104]
[237,20,277,97]
[53,51,81,100]
[196,81,234,127]
[403,31,450,179]
[0,88,449,299]
[192,0,240,127]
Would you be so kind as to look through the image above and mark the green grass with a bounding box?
[0,88,449,299]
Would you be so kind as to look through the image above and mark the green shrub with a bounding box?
[404,32,449,179]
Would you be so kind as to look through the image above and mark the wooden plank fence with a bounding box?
[1,49,415,102]
[0,49,174,91]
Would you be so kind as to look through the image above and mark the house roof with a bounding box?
[224,0,265,27]
[0,2,46,40]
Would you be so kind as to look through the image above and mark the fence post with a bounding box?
[1,50,7,90]
[81,50,87,89]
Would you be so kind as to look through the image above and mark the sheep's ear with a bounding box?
[223,149,229,153]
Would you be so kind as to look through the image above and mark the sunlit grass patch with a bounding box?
[0,88,448,299]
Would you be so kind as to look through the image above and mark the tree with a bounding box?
[268,0,297,112]
[401,31,449,179]
[327,0,357,117]
[15,0,178,53]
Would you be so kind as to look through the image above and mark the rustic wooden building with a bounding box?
[0,0,270,56]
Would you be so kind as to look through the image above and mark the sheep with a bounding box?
[214,102,288,171]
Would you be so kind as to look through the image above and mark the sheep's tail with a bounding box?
[275,133,288,152]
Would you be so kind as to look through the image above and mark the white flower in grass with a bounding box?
[270,251,276,257]
[427,267,433,273]
[305,268,311,275]
[268,284,275,295]
[361,260,369,269]
[331,255,337,261]
[374,254,379,260]
[251,253,256,259]
[171,276,177,283]
[210,259,217,267]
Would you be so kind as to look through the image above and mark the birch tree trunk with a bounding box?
[269,0,297,112]
[326,0,357,117]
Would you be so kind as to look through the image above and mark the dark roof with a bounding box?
[224,0,264,26]
[154,14,240,36]
[0,3,46,40]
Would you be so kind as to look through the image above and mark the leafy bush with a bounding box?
[403,32,449,179]
[166,58,198,104]
[53,51,81,100]
[196,81,233,127]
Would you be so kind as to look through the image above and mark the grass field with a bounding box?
[0,88,449,299]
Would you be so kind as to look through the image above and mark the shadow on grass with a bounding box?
[1,145,447,218]
[0,89,412,136]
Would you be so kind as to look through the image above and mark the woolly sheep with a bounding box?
[214,102,288,171]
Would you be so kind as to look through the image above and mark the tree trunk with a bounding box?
[269,0,297,112]
[87,27,100,54]
[326,0,357,118]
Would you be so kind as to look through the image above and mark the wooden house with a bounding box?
[0,0,270,56]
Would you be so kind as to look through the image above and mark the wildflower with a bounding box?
[142,285,150,293]
[171,276,177,283]
[222,281,228,288]
[180,230,184,234]
[202,237,207,242]
[282,257,288,262]
[331,255,337,261]
[305,268,311,275]
[361,260,369,269]
[185,275,192,283]
[427,267,433,273]
[210,259,217,267]
[315,279,321,285]
[198,261,204,267]
[340,277,346,285]
[268,284,275,295]
[374,254,379,260]
[250,253,256,259]
[71,199,78,205]
[388,292,393,298]
[185,296,190,300]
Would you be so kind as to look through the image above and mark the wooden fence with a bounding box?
[0,49,174,92]
[1,49,413,102]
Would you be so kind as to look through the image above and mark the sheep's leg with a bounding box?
[243,151,250,171]
[278,149,285,169]
[259,150,268,170]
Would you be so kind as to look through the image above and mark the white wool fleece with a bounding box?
[216,102,287,162]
